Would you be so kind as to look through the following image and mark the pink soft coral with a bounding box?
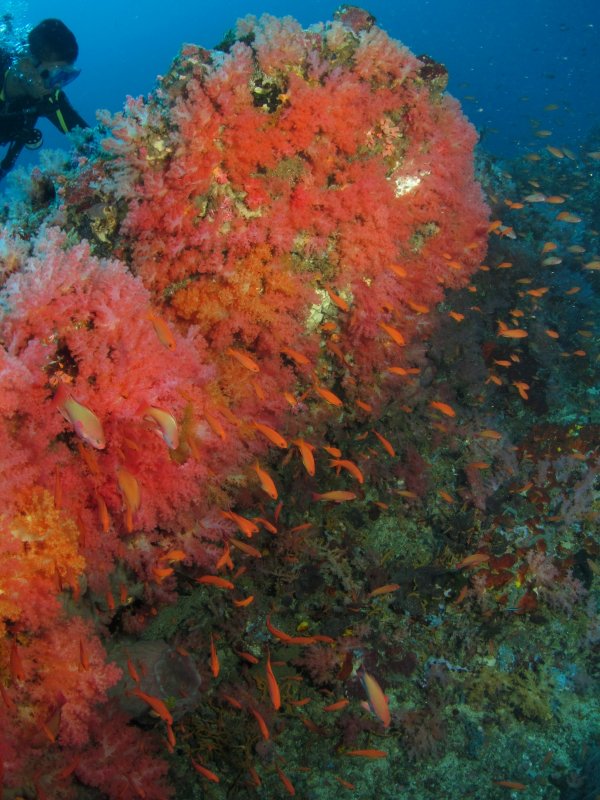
[0,619,121,796]
[0,227,244,588]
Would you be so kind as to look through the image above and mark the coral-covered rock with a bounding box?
[90,10,487,415]
[0,8,489,797]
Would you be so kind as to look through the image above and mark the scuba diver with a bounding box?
[0,18,88,181]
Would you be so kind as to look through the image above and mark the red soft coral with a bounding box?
[95,11,487,418]
[0,619,121,797]
[76,705,173,799]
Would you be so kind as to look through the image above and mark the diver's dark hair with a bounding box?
[28,19,78,65]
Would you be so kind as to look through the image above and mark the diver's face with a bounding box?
[6,56,70,100]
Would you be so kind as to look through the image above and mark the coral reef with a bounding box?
[0,6,598,800]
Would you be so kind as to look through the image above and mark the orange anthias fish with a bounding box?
[146,310,176,350]
[196,575,235,590]
[131,688,173,726]
[455,553,490,570]
[493,780,527,790]
[276,764,296,796]
[513,381,530,400]
[159,549,188,563]
[314,384,343,407]
[116,466,141,532]
[526,287,549,298]
[266,649,281,710]
[216,542,233,570]
[378,321,405,346]
[556,211,581,223]
[210,634,220,678]
[359,667,391,728]
[323,698,350,712]
[326,284,350,312]
[222,692,244,708]
[249,706,270,740]
[219,509,260,537]
[266,615,327,646]
[55,383,105,449]
[142,406,179,449]
[429,400,456,418]
[229,537,262,558]
[77,440,101,475]
[253,461,278,500]
[252,421,288,449]
[407,299,429,314]
[205,411,227,440]
[41,704,62,743]
[281,346,311,366]
[233,595,255,607]
[247,765,262,787]
[329,458,364,484]
[368,583,400,598]
[192,760,220,783]
[371,429,395,457]
[312,490,357,503]
[127,657,140,684]
[498,325,528,339]
[152,567,175,583]
[96,493,110,533]
[226,347,260,372]
[292,438,316,476]
[289,697,312,707]
[255,516,278,534]
[166,723,176,749]
[438,489,455,504]
[541,241,557,254]
[388,262,408,278]
[477,429,502,440]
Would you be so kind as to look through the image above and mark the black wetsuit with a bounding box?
[0,48,88,179]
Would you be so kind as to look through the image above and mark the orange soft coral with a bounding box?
[0,487,85,636]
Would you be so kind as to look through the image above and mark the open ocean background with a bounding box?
[4,0,600,168]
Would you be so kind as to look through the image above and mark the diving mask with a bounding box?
[39,64,81,90]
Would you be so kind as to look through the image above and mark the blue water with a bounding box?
[6,0,600,168]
